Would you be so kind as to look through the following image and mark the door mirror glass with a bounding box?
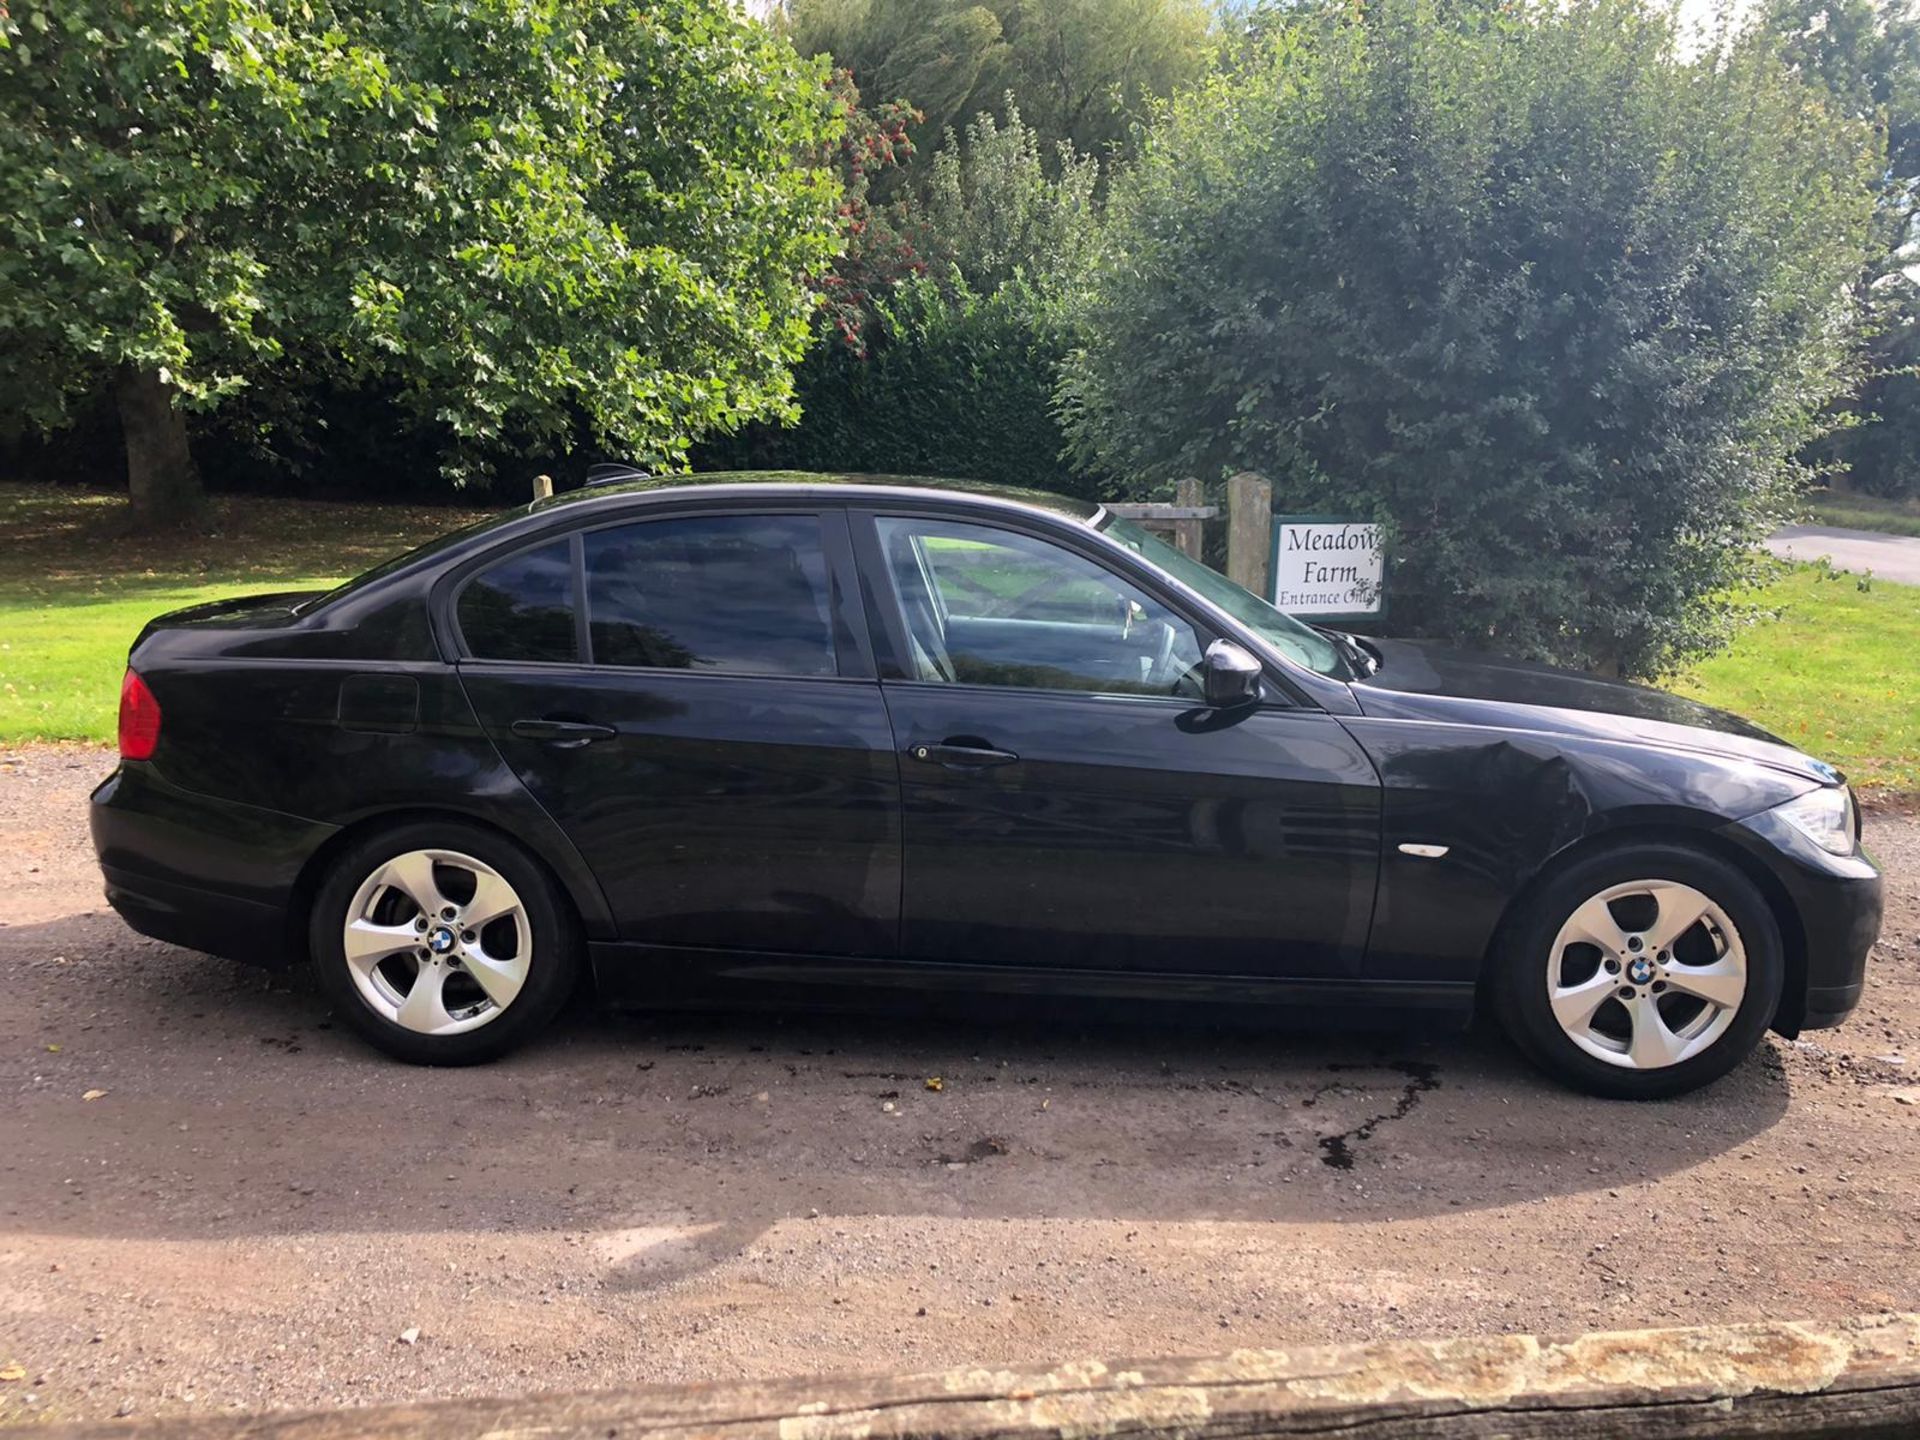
[1202,639,1263,708]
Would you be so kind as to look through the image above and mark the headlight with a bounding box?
[1773,786,1857,856]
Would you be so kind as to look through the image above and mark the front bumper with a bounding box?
[1723,807,1882,1035]
[91,764,336,967]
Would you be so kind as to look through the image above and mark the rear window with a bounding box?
[583,515,835,675]
[458,541,576,662]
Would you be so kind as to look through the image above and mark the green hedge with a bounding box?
[695,276,1109,499]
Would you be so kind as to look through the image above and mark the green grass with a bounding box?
[1804,490,1920,538]
[1674,564,1920,793]
[0,483,490,744]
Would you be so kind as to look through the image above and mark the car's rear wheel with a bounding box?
[309,820,578,1064]
[1491,842,1784,1099]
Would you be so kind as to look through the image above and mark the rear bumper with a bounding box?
[1723,807,1882,1035]
[100,864,290,966]
[91,764,335,967]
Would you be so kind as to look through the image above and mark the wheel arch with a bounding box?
[282,806,601,971]
[1477,822,1808,1035]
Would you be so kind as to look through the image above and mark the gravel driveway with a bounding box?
[3,746,1917,1426]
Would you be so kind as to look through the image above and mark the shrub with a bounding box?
[697,273,1102,496]
[779,0,1215,185]
[1760,0,1920,501]
[1060,0,1879,675]
[915,102,1102,298]
[701,104,1106,495]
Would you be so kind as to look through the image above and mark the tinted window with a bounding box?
[876,517,1204,698]
[458,541,576,662]
[583,515,836,676]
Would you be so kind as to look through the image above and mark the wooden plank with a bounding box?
[1225,470,1272,597]
[1173,477,1205,559]
[41,1314,1920,1439]
[1104,503,1218,520]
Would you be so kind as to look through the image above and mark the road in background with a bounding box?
[1768,524,1920,584]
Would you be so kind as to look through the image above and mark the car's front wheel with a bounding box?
[309,820,578,1064]
[1492,842,1784,1099]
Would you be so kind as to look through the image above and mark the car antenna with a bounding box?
[583,462,650,488]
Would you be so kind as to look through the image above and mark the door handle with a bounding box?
[908,742,1020,770]
[511,718,617,748]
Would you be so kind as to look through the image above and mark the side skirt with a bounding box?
[587,941,1476,1023]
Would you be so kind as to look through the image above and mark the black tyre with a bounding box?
[308,819,579,1065]
[1490,842,1784,1100]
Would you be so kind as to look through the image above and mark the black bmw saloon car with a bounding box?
[91,471,1881,1098]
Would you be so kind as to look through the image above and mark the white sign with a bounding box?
[1269,518,1384,618]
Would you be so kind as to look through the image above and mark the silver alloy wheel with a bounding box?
[341,849,531,1036]
[1545,879,1747,1070]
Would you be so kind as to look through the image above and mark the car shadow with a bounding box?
[2,911,1794,1280]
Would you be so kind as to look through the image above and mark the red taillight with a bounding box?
[118,669,162,761]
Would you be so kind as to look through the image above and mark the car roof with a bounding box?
[297,471,1106,616]
[529,470,1104,524]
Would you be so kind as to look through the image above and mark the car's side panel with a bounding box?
[879,684,1382,977]
[1345,700,1825,985]
[440,504,903,960]
[121,649,616,942]
[841,502,1382,980]
[457,667,902,957]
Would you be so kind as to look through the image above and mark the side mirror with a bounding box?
[1202,639,1263,708]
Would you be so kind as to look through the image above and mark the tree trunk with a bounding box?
[115,365,204,528]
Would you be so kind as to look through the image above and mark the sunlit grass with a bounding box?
[0,483,488,744]
[1674,565,1920,793]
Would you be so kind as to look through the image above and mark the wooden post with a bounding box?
[532,473,554,501]
[47,1314,1920,1439]
[1173,477,1205,559]
[1226,470,1272,599]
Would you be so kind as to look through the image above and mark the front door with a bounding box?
[857,511,1380,978]
[452,508,900,957]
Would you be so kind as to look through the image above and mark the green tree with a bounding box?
[780,0,1009,180]
[1760,0,1920,497]
[779,0,1214,182]
[915,101,1101,296]
[698,273,1097,494]
[0,0,841,526]
[991,0,1215,163]
[812,67,925,356]
[1834,290,1920,497]
[698,98,1104,494]
[1061,0,1878,675]
[1764,0,1919,230]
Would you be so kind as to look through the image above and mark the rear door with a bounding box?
[853,508,1381,979]
[451,505,900,957]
